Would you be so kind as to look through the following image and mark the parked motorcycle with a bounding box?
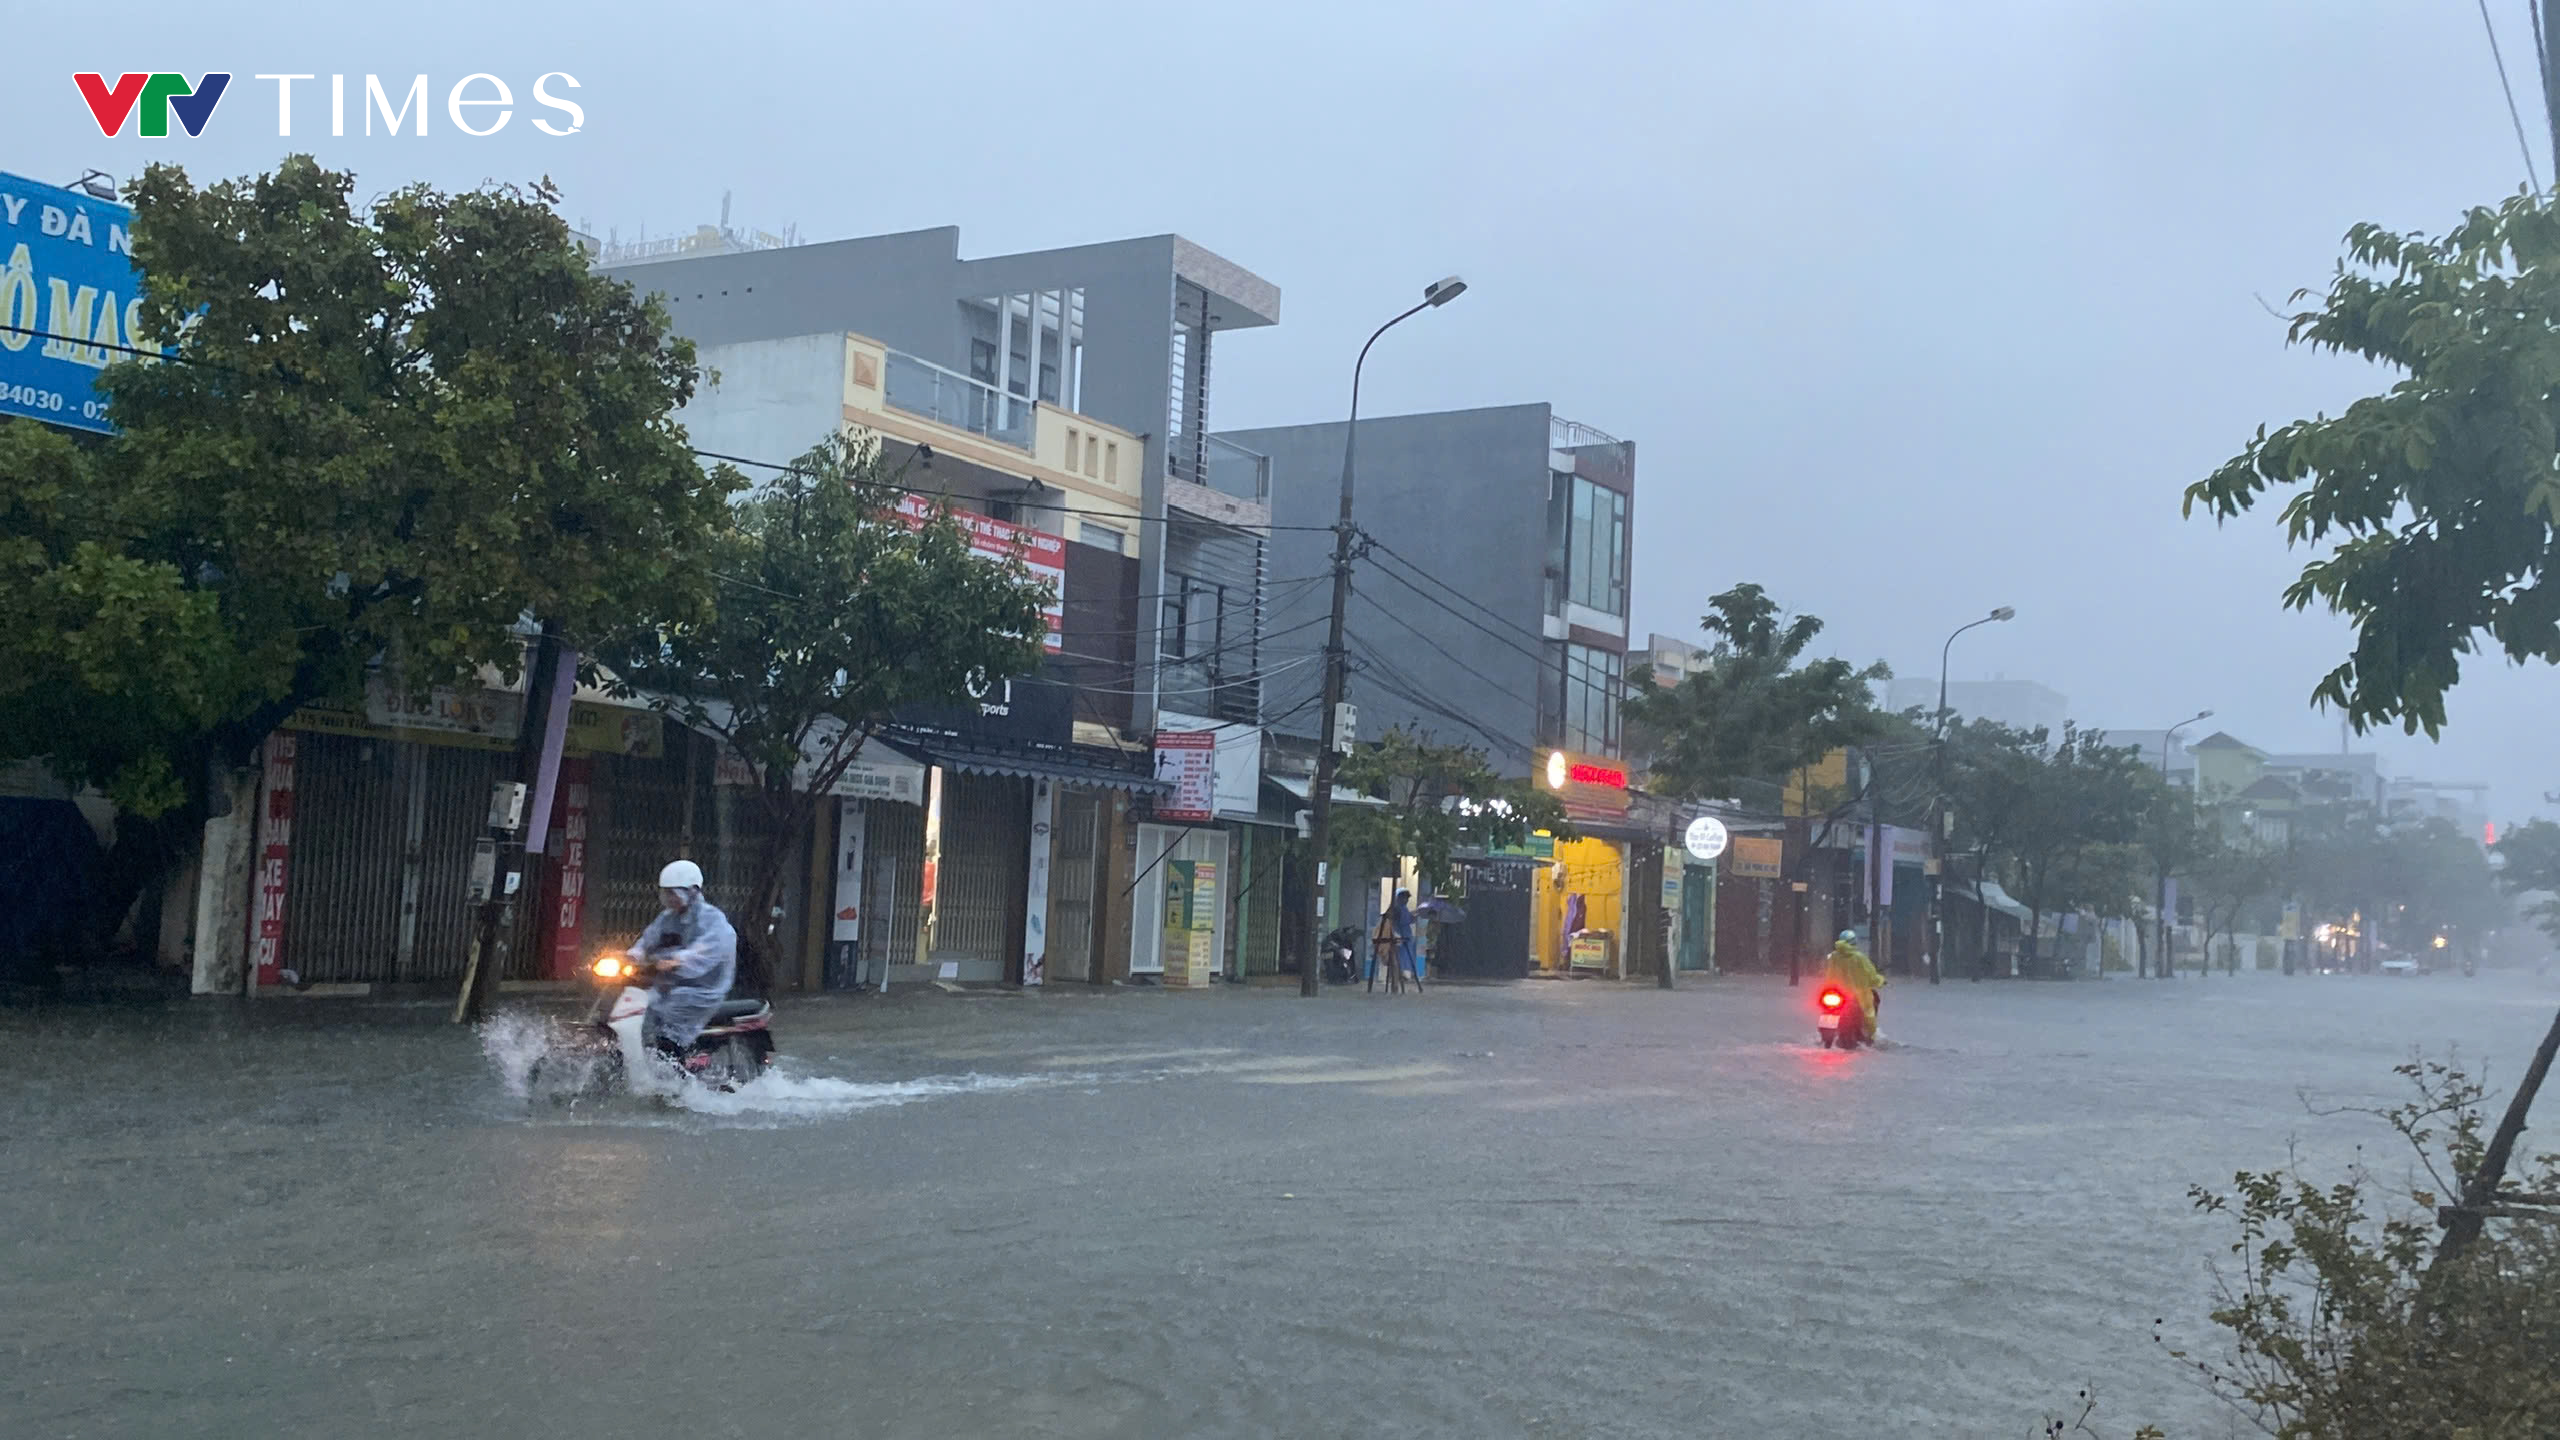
[530,950,776,1097]
[1321,926,1363,986]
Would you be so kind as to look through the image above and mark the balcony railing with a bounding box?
[1550,414,1623,454]
[1202,434,1271,503]
[884,349,1035,451]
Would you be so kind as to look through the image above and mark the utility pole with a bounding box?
[1296,277,1468,997]
[456,626,575,1023]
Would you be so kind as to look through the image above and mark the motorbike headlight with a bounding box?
[592,954,627,980]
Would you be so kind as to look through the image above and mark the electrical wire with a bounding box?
[2480,0,2546,189]
[2,322,1343,536]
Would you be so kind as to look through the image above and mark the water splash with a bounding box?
[478,1011,557,1101]
[673,1066,1058,1120]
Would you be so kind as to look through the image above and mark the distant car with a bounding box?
[2380,956,2420,976]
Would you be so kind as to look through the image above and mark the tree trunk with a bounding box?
[737,786,816,997]
[2434,1002,2560,1274]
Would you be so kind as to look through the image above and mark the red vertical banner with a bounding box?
[250,733,297,988]
[547,756,594,979]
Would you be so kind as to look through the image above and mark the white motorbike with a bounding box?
[529,950,776,1097]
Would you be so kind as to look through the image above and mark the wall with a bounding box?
[1220,404,1553,775]
[682,335,849,474]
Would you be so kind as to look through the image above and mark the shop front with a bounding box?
[884,671,1166,986]
[261,667,668,989]
[1529,750,1637,977]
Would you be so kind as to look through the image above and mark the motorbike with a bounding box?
[1321,926,1363,986]
[1815,982,1871,1051]
[530,950,777,1097]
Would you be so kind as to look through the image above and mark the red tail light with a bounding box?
[1819,987,1845,1010]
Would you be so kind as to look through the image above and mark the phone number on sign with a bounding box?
[1,383,108,422]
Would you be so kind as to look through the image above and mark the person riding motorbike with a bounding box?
[1823,929,1885,1045]
[627,860,738,1059]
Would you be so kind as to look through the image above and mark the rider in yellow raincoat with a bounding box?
[1823,930,1885,1044]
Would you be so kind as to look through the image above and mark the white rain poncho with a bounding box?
[630,889,737,1048]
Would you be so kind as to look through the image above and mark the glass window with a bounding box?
[1562,644,1622,755]
[1565,478,1627,617]
[1081,524,1125,556]
[1544,473,1571,618]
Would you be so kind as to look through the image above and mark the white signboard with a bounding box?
[1684,815,1730,861]
[1154,731,1216,822]
[1023,780,1053,986]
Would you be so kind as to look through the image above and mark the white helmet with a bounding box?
[658,859,704,889]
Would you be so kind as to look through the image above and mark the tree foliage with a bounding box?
[1625,583,1889,804]
[2187,190,2560,737]
[1330,727,1572,893]
[1998,725,2158,948]
[0,156,730,814]
[612,435,1053,990]
[2166,1060,2560,1438]
[2493,818,2560,943]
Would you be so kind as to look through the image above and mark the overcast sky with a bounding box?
[17,1,2558,818]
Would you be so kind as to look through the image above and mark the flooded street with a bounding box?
[5,974,2546,1439]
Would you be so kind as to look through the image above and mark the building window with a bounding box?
[1085,435,1100,477]
[969,338,998,386]
[1562,643,1622,755]
[1104,441,1119,485]
[1081,523,1126,556]
[1565,477,1627,618]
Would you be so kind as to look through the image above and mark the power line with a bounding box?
[2480,0,2546,188]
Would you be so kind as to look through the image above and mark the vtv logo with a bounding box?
[76,72,232,137]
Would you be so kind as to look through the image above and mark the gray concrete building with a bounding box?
[1217,404,1636,775]
[603,226,1283,733]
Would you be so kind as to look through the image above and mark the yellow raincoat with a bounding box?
[1823,940,1885,1043]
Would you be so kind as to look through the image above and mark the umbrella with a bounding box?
[1414,897,1467,924]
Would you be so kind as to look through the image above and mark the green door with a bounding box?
[1679,863,1713,970]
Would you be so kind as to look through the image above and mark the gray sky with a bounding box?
[18,1,2558,819]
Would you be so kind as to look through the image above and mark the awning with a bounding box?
[1947,879,2035,924]
[1267,775,1387,809]
[880,734,1171,795]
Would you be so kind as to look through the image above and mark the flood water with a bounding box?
[5,972,2546,1438]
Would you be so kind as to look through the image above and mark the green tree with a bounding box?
[611,436,1052,991]
[2493,817,2560,943]
[0,156,730,816]
[2186,191,2560,737]
[1624,583,1890,803]
[1936,717,2051,962]
[1330,727,1572,895]
[2188,829,2283,977]
[1997,725,2159,970]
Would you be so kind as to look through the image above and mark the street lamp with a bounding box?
[1928,605,2014,984]
[1297,276,1469,997]
[2153,709,2212,980]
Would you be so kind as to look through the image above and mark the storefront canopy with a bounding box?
[880,734,1171,795]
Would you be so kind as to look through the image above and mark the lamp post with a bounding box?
[1927,606,2014,984]
[2155,709,2213,980]
[1297,276,1469,997]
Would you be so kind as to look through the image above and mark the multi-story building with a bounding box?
[1885,676,2070,737]
[609,226,1287,989]
[1219,403,1648,979]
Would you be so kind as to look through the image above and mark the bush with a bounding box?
[2162,1060,2560,1437]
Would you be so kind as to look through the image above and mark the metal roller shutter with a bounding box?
[934,772,1029,978]
[1045,788,1101,983]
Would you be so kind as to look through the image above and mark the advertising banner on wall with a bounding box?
[894,494,1066,652]
[1153,731,1216,821]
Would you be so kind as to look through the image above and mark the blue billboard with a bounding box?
[0,171,142,435]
